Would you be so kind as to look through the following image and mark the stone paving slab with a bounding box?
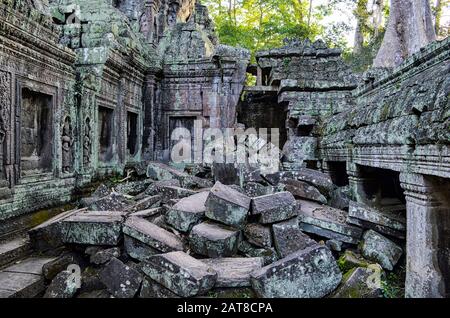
[0,236,31,268]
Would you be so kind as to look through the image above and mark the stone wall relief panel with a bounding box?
[15,78,59,183]
[0,70,14,190]
[61,116,74,174]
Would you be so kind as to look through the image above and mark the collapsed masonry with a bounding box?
[0,0,449,298]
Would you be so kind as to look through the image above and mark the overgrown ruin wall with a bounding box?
[0,0,449,299]
[0,0,248,237]
[240,37,449,298]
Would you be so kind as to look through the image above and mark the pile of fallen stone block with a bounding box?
[23,162,405,298]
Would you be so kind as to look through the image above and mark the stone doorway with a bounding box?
[357,165,406,209]
[127,112,138,156]
[98,106,114,163]
[20,88,53,176]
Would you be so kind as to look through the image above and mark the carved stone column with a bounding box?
[400,172,449,298]
[347,162,374,204]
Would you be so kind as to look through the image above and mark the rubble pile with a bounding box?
[20,163,406,298]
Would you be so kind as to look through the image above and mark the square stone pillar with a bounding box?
[400,173,449,298]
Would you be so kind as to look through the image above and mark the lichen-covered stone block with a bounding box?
[251,192,297,224]
[142,251,217,297]
[281,179,327,204]
[332,266,383,298]
[99,258,143,298]
[250,244,342,298]
[201,257,264,288]
[189,222,241,258]
[243,223,273,248]
[61,211,126,246]
[272,218,316,258]
[166,192,209,232]
[139,278,180,298]
[123,217,184,255]
[205,182,251,228]
[348,201,406,240]
[298,200,362,244]
[361,230,403,271]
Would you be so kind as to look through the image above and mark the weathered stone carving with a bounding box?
[61,117,73,173]
[83,118,92,166]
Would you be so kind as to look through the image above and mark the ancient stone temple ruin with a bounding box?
[0,0,448,299]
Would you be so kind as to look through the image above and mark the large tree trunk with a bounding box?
[372,0,385,38]
[373,0,436,68]
[354,22,364,53]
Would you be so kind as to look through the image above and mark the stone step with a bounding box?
[0,256,56,298]
[0,236,32,269]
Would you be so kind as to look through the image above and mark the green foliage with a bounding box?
[202,0,347,61]
[381,264,406,298]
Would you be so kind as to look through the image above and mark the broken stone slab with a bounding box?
[297,200,363,244]
[89,247,121,265]
[139,278,180,298]
[28,208,85,252]
[114,180,152,196]
[77,289,112,299]
[180,175,214,189]
[361,230,403,271]
[332,265,383,298]
[244,182,276,197]
[272,218,317,258]
[0,271,45,298]
[326,240,343,252]
[251,192,297,224]
[42,253,85,281]
[189,222,241,258]
[166,192,209,232]
[243,223,272,248]
[99,258,143,298]
[142,251,217,297]
[160,186,197,203]
[340,265,384,298]
[87,192,131,211]
[238,241,279,266]
[337,250,372,273]
[0,257,56,298]
[130,207,163,219]
[147,162,187,181]
[123,217,184,260]
[263,169,336,195]
[281,179,327,204]
[348,201,406,240]
[201,257,264,288]
[124,236,159,262]
[61,211,126,246]
[144,179,181,196]
[44,270,80,298]
[205,182,251,228]
[0,236,31,268]
[250,244,342,298]
[128,195,162,212]
[80,267,105,294]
